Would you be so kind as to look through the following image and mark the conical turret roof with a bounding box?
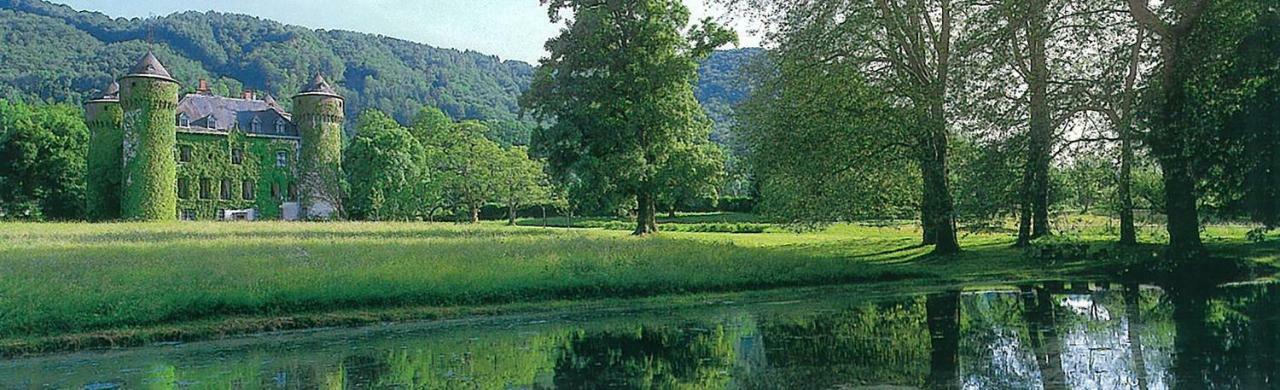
[88,81,120,103]
[122,51,176,82]
[294,73,341,98]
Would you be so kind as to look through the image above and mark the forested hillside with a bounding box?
[0,0,532,127]
[0,0,760,146]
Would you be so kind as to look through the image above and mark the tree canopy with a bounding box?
[523,0,735,235]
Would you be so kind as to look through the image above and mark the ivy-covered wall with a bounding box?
[120,77,180,221]
[293,94,344,218]
[175,130,299,220]
[84,100,122,221]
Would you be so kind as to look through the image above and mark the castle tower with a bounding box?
[118,52,180,221]
[84,81,123,221]
[292,74,344,219]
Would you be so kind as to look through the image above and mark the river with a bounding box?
[3,280,1277,389]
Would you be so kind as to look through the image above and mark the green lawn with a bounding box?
[0,214,1275,354]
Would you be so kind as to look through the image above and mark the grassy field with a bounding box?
[1,213,1276,354]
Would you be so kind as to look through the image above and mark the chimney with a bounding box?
[242,89,256,100]
[196,79,211,95]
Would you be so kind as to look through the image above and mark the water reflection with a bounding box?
[4,281,1280,389]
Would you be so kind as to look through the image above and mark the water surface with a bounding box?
[3,280,1278,389]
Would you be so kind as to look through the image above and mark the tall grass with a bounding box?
[0,217,1272,340]
[0,221,931,339]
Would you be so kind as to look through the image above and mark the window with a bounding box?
[251,116,261,132]
[199,178,212,199]
[178,145,193,163]
[231,148,244,165]
[207,116,217,129]
[275,119,286,134]
[178,178,190,199]
[271,182,281,200]
[180,209,197,221]
[276,151,288,167]
[220,179,232,200]
[242,180,256,200]
[178,113,189,127]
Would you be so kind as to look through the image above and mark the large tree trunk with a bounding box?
[1162,160,1202,255]
[921,113,961,255]
[1118,136,1138,245]
[1155,36,1203,258]
[470,205,481,224]
[634,191,658,235]
[1018,0,1053,245]
[922,182,939,245]
[508,202,517,226]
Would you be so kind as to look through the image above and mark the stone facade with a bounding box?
[84,52,344,221]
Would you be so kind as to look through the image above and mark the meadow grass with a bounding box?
[0,214,1275,354]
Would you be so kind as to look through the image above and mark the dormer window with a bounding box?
[251,117,261,132]
[207,116,217,129]
[178,113,189,127]
[275,119,285,134]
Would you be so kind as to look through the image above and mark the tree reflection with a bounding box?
[1020,285,1066,389]
[551,324,735,389]
[926,290,961,390]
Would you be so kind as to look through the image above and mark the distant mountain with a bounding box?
[0,0,761,145]
[0,0,533,126]
[697,47,764,152]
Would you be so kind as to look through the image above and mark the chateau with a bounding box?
[84,52,345,221]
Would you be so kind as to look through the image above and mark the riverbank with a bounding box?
[1,215,1276,356]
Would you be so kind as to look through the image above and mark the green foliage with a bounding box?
[422,120,506,222]
[524,0,734,232]
[0,99,87,220]
[950,137,1020,223]
[655,142,727,216]
[737,55,920,224]
[119,77,179,221]
[294,94,345,218]
[173,131,297,220]
[491,146,552,224]
[343,110,425,221]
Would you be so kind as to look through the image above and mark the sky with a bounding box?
[52,0,763,63]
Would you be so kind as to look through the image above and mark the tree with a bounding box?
[720,0,966,253]
[408,106,452,144]
[422,121,504,223]
[655,142,726,217]
[522,0,735,235]
[737,53,922,226]
[0,100,87,220]
[492,146,551,225]
[343,110,424,221]
[1126,0,1269,259]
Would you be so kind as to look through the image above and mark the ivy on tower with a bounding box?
[292,74,345,219]
[84,81,123,221]
[118,52,180,221]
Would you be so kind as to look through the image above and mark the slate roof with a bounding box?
[88,81,119,102]
[122,51,177,83]
[176,94,297,137]
[295,74,341,98]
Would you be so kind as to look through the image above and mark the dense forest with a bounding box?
[0,0,758,147]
